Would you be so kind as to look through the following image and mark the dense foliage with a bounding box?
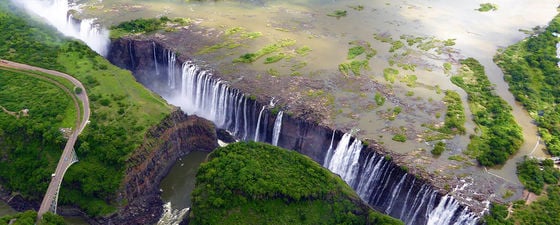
[0,69,73,200]
[0,211,65,225]
[0,1,172,216]
[190,142,403,225]
[495,14,560,156]
[485,167,560,225]
[451,58,523,166]
[516,157,560,195]
[440,90,466,135]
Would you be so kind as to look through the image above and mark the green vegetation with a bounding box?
[389,40,404,52]
[383,67,399,83]
[0,68,75,199]
[375,92,386,106]
[485,166,560,225]
[349,5,364,11]
[190,142,402,225]
[495,14,560,156]
[451,58,522,166]
[295,46,312,56]
[327,10,347,19]
[0,1,172,216]
[0,211,65,225]
[233,39,295,63]
[477,3,498,12]
[339,60,370,76]
[347,46,365,59]
[392,134,406,142]
[517,157,560,195]
[339,42,375,76]
[431,141,446,155]
[439,91,466,135]
[110,16,191,38]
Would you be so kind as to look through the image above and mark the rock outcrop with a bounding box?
[91,109,218,225]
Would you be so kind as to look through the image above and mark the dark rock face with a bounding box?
[92,109,218,225]
[107,38,344,164]
[108,37,480,225]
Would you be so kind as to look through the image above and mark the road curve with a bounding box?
[0,59,90,218]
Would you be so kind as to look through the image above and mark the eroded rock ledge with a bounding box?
[91,109,218,225]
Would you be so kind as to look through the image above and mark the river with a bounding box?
[159,151,209,218]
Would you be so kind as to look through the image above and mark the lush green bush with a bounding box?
[452,58,523,166]
[190,142,403,225]
[517,157,560,195]
[495,14,560,156]
[440,91,466,135]
[392,134,406,142]
[431,141,446,155]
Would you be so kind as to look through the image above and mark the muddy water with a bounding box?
[160,150,209,211]
[79,0,559,192]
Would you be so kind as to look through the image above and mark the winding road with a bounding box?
[0,59,90,219]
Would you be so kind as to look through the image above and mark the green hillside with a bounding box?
[190,142,403,225]
[0,0,172,216]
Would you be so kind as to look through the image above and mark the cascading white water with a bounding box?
[427,195,478,225]
[323,130,336,169]
[271,111,283,146]
[167,50,176,89]
[153,41,159,76]
[16,0,110,56]
[165,59,480,225]
[324,133,479,225]
[385,174,407,214]
[254,106,266,142]
[324,133,362,186]
[156,202,189,225]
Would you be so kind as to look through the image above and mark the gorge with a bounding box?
[5,0,560,225]
[107,38,481,225]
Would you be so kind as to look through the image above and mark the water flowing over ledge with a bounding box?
[15,0,110,56]
[108,38,481,225]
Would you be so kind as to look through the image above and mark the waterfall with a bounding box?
[254,106,266,141]
[271,111,283,146]
[323,133,479,225]
[427,195,479,225]
[153,41,159,75]
[324,133,362,186]
[17,0,110,56]
[128,41,135,69]
[156,202,189,225]
[323,131,336,168]
[160,57,480,225]
[385,174,407,214]
[167,50,176,89]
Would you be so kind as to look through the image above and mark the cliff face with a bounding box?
[94,109,218,225]
[108,37,483,224]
